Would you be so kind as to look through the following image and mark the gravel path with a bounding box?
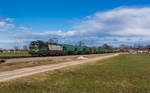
[0,54,119,82]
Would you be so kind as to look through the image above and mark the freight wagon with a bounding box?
[29,40,115,56]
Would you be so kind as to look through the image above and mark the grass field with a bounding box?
[0,52,31,57]
[0,54,150,93]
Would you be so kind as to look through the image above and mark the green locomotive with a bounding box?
[29,40,115,56]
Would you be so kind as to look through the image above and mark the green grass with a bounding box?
[0,52,31,57]
[0,54,150,93]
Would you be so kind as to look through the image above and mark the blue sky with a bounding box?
[0,0,150,49]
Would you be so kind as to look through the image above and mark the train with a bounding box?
[29,40,116,56]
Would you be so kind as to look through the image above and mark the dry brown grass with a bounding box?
[1,54,150,93]
[0,54,112,72]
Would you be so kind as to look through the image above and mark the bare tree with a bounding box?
[14,45,19,51]
[119,44,129,52]
[78,41,84,46]
[48,38,58,44]
[146,45,150,51]
[23,45,28,51]
[137,45,144,50]
[133,43,138,49]
[102,44,112,49]
[129,45,133,49]
[0,48,2,53]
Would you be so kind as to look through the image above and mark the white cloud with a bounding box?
[0,21,15,31]
[0,17,31,32]
[44,30,76,37]
[73,7,150,36]
[9,7,150,47]
[15,26,32,32]
[5,17,14,22]
[0,17,15,31]
[0,40,13,43]
[70,7,150,45]
[0,22,6,26]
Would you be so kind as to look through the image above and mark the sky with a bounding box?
[0,0,150,49]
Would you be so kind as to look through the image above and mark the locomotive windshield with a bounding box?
[29,40,47,49]
[29,41,40,49]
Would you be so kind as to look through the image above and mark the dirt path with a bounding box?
[0,54,119,82]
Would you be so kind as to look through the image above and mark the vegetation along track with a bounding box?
[0,54,108,60]
[0,53,113,63]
